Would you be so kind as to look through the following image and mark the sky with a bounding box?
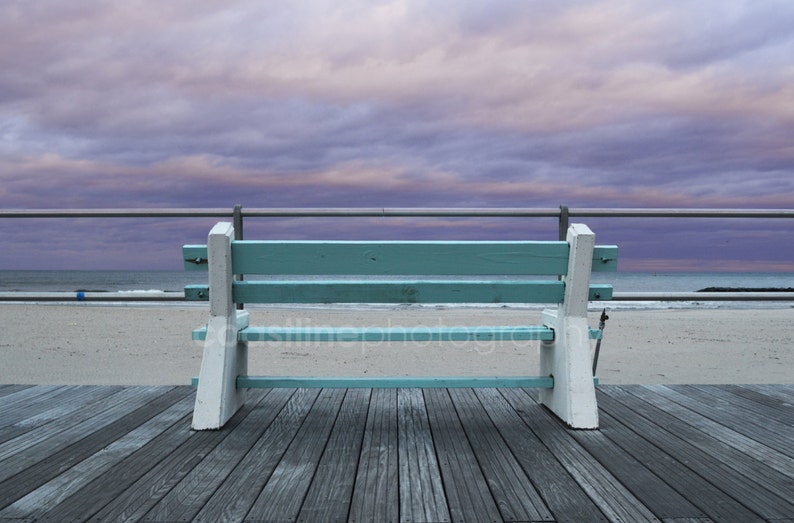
[1,0,793,271]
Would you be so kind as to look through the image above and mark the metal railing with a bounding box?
[1,206,793,303]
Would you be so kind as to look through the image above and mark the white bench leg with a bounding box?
[539,223,599,429]
[540,311,598,429]
[192,222,249,430]
[192,311,249,430]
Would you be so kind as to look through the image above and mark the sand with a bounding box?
[1,303,792,386]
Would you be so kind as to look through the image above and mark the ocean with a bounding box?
[1,270,793,310]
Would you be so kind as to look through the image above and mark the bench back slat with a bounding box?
[184,281,613,304]
[183,241,618,275]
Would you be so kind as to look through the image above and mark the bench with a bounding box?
[184,222,617,430]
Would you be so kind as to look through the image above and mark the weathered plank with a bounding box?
[0,387,184,511]
[596,404,762,523]
[500,388,660,523]
[599,387,794,520]
[446,388,553,522]
[192,388,318,522]
[627,385,794,478]
[139,389,276,522]
[745,383,794,402]
[0,385,67,420]
[0,385,36,398]
[689,384,794,424]
[0,387,167,481]
[89,391,267,522]
[602,386,794,502]
[0,385,791,522]
[653,385,794,459]
[474,388,608,522]
[397,388,450,523]
[349,388,399,523]
[722,384,794,412]
[245,388,346,522]
[36,408,196,521]
[298,388,372,522]
[0,386,111,443]
[566,390,707,521]
[0,390,195,521]
[423,388,503,522]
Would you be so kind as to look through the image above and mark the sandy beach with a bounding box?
[1,303,791,386]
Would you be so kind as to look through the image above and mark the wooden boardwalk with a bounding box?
[0,384,791,522]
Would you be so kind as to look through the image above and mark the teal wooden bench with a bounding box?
[184,222,617,430]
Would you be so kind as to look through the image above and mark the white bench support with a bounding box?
[192,222,249,430]
[540,223,599,429]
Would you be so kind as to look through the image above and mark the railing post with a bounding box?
[233,204,244,241]
[233,204,244,310]
[558,205,569,241]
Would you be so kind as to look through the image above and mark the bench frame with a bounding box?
[186,222,615,430]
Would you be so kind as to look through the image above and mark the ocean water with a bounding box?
[1,270,793,310]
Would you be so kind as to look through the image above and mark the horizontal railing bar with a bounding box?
[567,208,794,219]
[242,208,562,217]
[0,209,236,218]
[613,292,794,301]
[0,291,186,302]
[2,208,793,219]
[1,291,793,302]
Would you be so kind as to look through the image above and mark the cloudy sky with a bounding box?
[1,0,793,270]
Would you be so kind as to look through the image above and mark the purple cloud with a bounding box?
[1,1,793,270]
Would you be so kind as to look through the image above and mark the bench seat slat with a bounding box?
[191,376,557,389]
[184,281,613,303]
[192,325,554,342]
[183,243,619,274]
[191,325,603,341]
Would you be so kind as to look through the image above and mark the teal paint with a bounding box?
[183,242,618,274]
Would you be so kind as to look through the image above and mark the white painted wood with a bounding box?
[192,222,248,430]
[540,224,599,429]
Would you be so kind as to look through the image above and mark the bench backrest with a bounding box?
[183,225,617,305]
